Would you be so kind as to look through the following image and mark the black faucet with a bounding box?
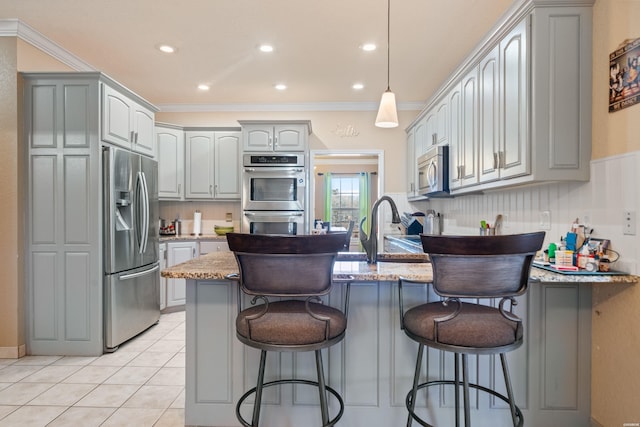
[359,196,401,263]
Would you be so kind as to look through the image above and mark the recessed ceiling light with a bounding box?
[158,44,176,54]
[259,44,274,53]
[274,84,287,91]
[361,43,377,52]
[198,84,210,91]
[352,83,365,90]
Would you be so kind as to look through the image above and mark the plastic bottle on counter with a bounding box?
[548,243,557,263]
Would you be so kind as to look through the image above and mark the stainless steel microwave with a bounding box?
[417,145,449,196]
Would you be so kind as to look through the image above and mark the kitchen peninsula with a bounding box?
[162,252,636,427]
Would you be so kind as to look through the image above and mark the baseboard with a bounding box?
[0,344,26,359]
[161,305,185,314]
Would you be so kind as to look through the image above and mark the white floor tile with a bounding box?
[12,355,62,366]
[146,339,185,354]
[0,365,43,383]
[118,339,156,353]
[0,382,54,405]
[61,365,120,384]
[127,351,175,368]
[122,385,182,409]
[103,366,160,385]
[169,389,185,409]
[46,407,116,427]
[154,408,185,427]
[164,352,186,368]
[20,365,82,383]
[147,367,185,387]
[0,406,18,420]
[101,407,164,426]
[0,405,66,427]
[26,383,96,406]
[74,384,140,408]
[52,356,98,366]
[90,350,140,367]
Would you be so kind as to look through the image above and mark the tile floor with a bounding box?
[0,311,187,427]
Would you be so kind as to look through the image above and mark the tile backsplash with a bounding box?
[406,151,639,275]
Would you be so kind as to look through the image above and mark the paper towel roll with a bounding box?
[193,211,202,235]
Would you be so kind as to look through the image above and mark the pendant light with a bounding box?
[375,0,399,128]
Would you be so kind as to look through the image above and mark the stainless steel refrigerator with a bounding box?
[103,146,160,351]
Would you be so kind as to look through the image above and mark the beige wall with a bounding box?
[156,110,418,194]
[0,38,77,356]
[590,0,640,425]
[0,37,23,357]
[591,0,640,159]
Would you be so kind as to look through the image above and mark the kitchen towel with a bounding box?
[193,211,202,235]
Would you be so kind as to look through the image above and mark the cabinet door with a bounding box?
[132,104,155,157]
[435,100,448,146]
[185,131,215,199]
[448,83,462,189]
[479,45,500,183]
[424,112,437,147]
[102,84,133,149]
[274,124,307,151]
[167,242,197,307]
[214,132,241,199]
[413,118,428,158]
[460,67,479,188]
[159,244,167,311]
[406,128,417,198]
[243,126,272,151]
[500,19,529,179]
[157,126,184,200]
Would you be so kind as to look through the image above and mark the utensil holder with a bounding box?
[479,227,496,236]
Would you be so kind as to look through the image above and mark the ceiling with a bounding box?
[1,0,514,111]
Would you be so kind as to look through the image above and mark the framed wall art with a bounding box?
[609,37,640,112]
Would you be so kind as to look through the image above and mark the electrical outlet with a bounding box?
[539,211,551,230]
[623,211,636,235]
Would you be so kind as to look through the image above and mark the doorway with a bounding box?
[309,150,383,249]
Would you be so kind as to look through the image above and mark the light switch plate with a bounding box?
[539,211,551,230]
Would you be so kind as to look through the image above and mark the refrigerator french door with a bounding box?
[103,146,160,351]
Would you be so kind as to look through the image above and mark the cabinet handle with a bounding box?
[432,133,437,145]
[493,152,499,170]
[214,184,218,196]
[274,135,278,147]
[269,137,273,148]
[499,151,505,169]
[209,185,213,195]
[178,184,181,195]
[130,131,135,142]
[135,132,139,143]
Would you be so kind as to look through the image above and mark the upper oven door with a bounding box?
[242,167,306,211]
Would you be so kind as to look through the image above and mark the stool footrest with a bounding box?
[406,380,523,427]
[236,378,345,427]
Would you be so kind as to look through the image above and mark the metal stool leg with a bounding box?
[315,349,329,426]
[462,354,470,427]
[500,353,519,427]
[407,343,424,427]
[252,350,267,426]
[454,353,460,427]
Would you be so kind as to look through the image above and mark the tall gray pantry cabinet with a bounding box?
[22,72,157,356]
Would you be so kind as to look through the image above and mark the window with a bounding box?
[328,174,360,229]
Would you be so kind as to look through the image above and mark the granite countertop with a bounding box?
[160,251,638,284]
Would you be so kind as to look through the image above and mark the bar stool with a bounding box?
[226,232,351,427]
[398,232,545,427]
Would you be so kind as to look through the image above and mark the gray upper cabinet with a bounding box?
[22,72,156,356]
[156,124,185,200]
[406,0,592,195]
[102,84,156,157]
[239,120,311,152]
[184,130,241,200]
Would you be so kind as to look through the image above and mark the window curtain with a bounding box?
[323,173,332,223]
[359,172,370,236]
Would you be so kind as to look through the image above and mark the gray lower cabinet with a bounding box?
[22,72,156,356]
[185,280,591,426]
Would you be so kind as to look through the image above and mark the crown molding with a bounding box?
[157,101,424,113]
[0,18,95,71]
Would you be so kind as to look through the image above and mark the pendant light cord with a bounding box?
[386,0,391,91]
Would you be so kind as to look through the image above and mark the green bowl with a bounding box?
[214,226,234,236]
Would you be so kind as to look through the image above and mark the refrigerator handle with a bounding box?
[140,171,150,254]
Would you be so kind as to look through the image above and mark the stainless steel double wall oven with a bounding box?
[242,153,306,235]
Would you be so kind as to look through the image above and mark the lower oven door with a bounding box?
[242,211,305,235]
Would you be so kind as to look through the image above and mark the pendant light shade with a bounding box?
[375,0,398,128]
[375,89,398,128]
